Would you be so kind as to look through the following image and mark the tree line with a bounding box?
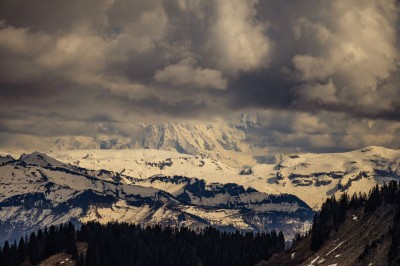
[0,222,78,265]
[0,221,285,266]
[80,222,285,266]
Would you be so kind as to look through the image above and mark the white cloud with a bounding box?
[296,79,338,105]
[292,0,399,113]
[0,23,51,56]
[154,59,227,90]
[342,119,400,149]
[207,0,271,74]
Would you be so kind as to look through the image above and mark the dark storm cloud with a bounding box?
[0,0,399,151]
[100,91,209,119]
[228,71,296,110]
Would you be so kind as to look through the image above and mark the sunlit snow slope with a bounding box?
[47,146,400,209]
[0,152,313,243]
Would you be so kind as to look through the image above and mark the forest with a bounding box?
[0,221,285,266]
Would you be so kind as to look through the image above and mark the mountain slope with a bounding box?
[259,182,400,266]
[260,207,394,266]
[46,146,400,208]
[0,152,313,243]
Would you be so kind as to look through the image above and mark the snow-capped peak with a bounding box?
[19,151,65,168]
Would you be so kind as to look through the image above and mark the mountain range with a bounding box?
[0,145,399,245]
[0,152,313,244]
[1,106,399,247]
[48,146,400,209]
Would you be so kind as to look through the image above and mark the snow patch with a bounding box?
[309,256,319,265]
[326,241,344,256]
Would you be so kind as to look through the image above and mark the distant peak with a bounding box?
[359,146,394,153]
[20,151,46,160]
[0,154,14,164]
[0,154,14,160]
[19,151,64,167]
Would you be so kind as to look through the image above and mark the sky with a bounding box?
[0,0,399,152]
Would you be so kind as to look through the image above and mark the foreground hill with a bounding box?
[46,146,400,208]
[0,152,312,243]
[259,181,400,266]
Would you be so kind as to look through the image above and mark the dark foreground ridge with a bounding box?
[259,180,400,266]
[0,222,284,266]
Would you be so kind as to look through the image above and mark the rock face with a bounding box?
[0,152,313,244]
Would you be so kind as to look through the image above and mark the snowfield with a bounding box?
[42,146,400,208]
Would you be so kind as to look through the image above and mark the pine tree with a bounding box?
[17,237,26,265]
[310,214,325,251]
[2,241,10,266]
[28,232,37,264]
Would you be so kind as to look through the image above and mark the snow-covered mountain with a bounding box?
[1,146,398,244]
[46,146,400,209]
[0,152,313,243]
[49,115,261,167]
